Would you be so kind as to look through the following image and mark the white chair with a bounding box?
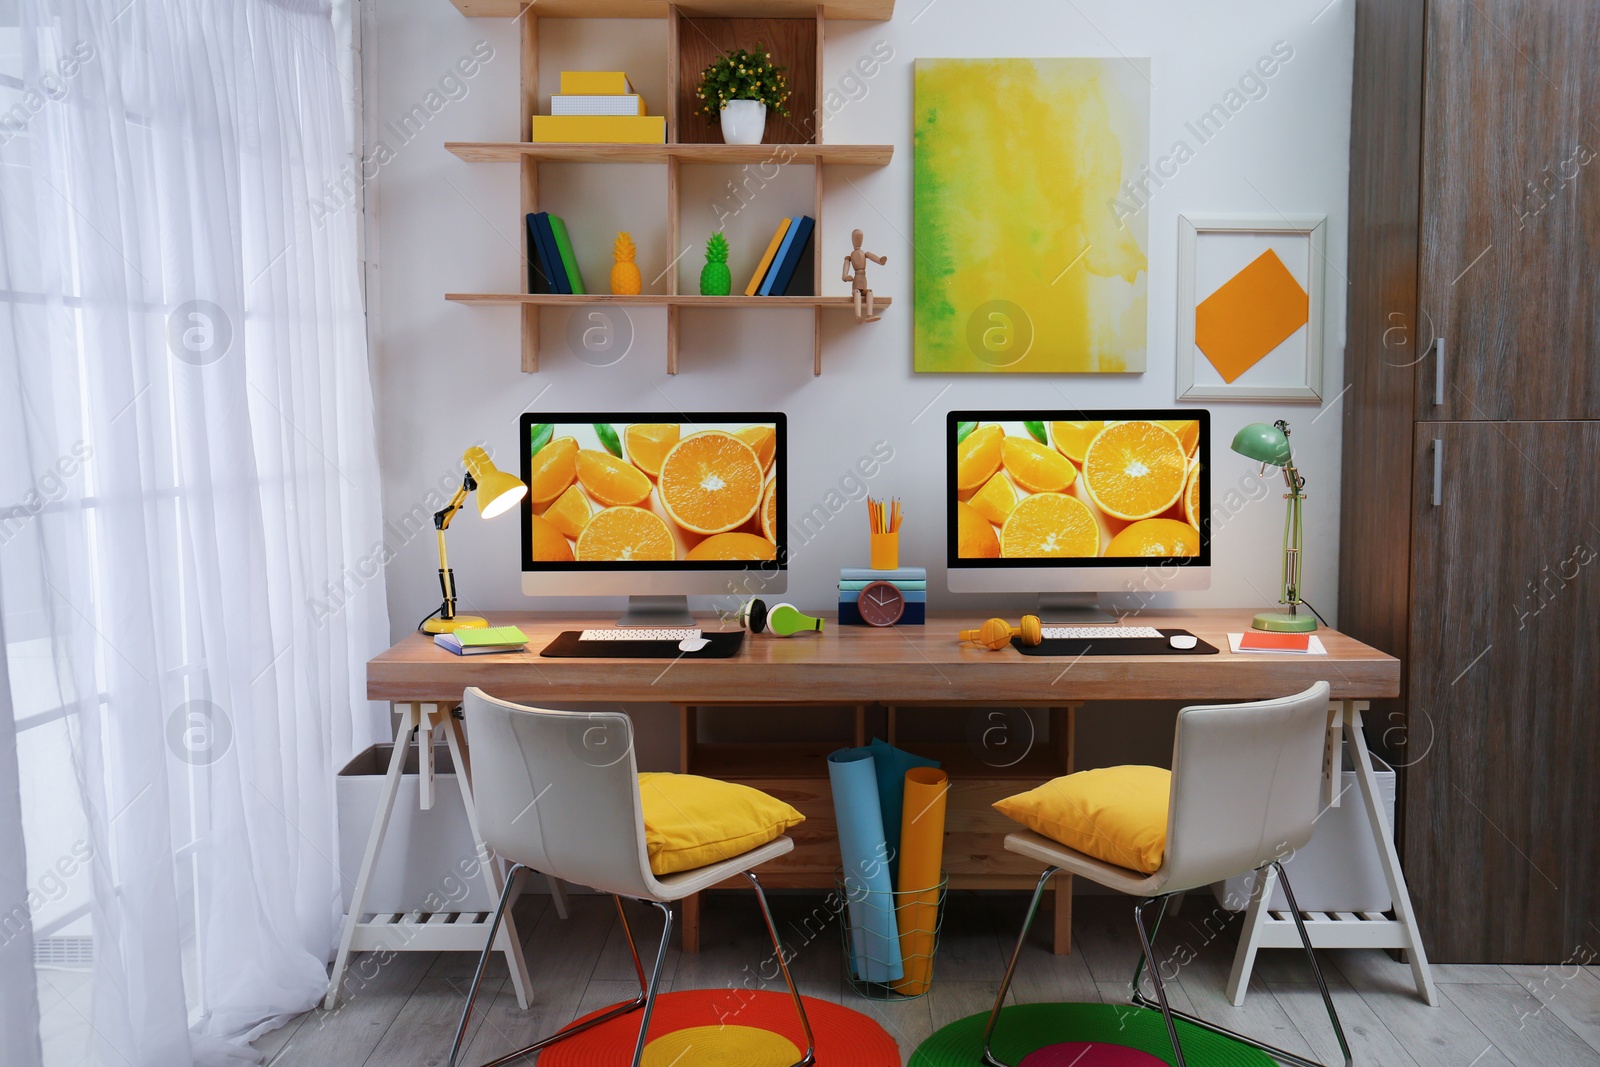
[448,688,814,1067]
[982,681,1351,1067]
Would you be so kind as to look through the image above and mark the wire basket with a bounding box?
[834,867,948,1000]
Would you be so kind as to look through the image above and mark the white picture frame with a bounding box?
[1175,214,1326,402]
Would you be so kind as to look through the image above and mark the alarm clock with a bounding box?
[855,580,905,627]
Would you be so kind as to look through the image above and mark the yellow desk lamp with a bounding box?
[421,446,526,634]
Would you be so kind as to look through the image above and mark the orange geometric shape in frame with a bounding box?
[1194,249,1309,383]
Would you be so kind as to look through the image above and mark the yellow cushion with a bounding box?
[992,765,1171,874]
[638,773,805,875]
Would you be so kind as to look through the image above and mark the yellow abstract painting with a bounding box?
[914,58,1150,373]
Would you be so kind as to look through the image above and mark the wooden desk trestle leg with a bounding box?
[1226,700,1438,1006]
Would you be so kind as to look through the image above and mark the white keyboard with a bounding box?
[579,628,702,642]
[1040,625,1163,640]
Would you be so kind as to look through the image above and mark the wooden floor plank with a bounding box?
[1441,982,1600,1067]
[1271,981,1423,1067]
[267,951,435,1067]
[1502,965,1600,1057]
[362,975,505,1067]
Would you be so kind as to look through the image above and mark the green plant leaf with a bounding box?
[529,422,552,456]
[594,423,622,458]
[955,421,977,444]
[1025,420,1048,444]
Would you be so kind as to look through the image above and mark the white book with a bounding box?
[550,94,647,117]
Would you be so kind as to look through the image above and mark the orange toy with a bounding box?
[959,614,1043,650]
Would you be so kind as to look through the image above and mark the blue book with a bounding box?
[839,579,926,591]
[779,218,815,296]
[533,213,570,294]
[526,214,557,294]
[838,588,926,604]
[840,567,927,582]
[762,215,814,296]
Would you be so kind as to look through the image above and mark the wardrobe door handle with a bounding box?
[1433,335,1446,406]
[1432,438,1444,506]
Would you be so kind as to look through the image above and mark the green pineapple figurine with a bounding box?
[700,231,732,296]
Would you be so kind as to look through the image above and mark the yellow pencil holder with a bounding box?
[870,532,900,571]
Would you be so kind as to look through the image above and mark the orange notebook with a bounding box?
[1238,631,1312,652]
[745,218,792,296]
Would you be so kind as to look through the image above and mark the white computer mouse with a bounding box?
[1168,634,1198,650]
[679,636,711,653]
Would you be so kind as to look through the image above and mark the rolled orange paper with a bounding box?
[890,766,948,995]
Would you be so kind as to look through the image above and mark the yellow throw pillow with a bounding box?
[638,773,805,875]
[993,765,1171,874]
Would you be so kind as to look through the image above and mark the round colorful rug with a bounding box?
[909,1003,1277,1067]
[540,988,899,1066]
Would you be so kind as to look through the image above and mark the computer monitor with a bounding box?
[946,409,1210,622]
[520,412,785,625]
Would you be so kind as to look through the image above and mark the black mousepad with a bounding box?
[1010,628,1219,656]
[540,630,745,658]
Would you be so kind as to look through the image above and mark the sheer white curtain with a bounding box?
[0,0,388,1063]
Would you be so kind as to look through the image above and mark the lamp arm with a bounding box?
[430,474,477,623]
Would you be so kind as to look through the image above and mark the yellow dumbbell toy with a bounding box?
[959,614,1043,650]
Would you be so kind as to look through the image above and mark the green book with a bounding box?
[455,626,529,647]
[546,215,586,295]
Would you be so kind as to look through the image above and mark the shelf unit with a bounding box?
[442,0,896,375]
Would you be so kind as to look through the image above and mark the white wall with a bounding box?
[367,0,1355,635]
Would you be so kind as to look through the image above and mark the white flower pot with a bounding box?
[719,99,767,145]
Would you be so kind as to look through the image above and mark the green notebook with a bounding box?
[455,626,529,647]
[546,215,586,295]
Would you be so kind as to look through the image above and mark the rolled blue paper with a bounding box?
[827,747,904,983]
[868,738,941,880]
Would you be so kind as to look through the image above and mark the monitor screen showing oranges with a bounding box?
[522,414,784,568]
[949,412,1208,565]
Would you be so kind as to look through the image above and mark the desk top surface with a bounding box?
[368,609,1398,704]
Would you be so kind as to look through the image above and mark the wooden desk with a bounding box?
[333,609,1435,1007]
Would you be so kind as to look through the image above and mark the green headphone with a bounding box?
[737,598,824,637]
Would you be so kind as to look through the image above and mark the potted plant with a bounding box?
[695,45,790,146]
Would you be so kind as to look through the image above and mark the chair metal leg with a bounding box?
[448,886,666,1067]
[629,900,674,1067]
[745,871,817,1067]
[1125,878,1346,1067]
[980,866,1059,1067]
[1274,862,1353,1067]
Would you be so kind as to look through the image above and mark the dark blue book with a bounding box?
[838,600,926,626]
[780,218,815,296]
[759,215,811,296]
[533,212,571,294]
[526,214,556,294]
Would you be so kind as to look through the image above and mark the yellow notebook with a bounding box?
[745,218,792,296]
[531,115,666,144]
[559,71,633,95]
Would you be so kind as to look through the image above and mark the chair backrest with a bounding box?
[1159,680,1332,894]
[461,687,657,900]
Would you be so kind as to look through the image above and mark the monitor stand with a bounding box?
[1036,592,1117,625]
[617,594,697,628]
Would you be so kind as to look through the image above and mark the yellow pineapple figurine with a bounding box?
[610,231,641,295]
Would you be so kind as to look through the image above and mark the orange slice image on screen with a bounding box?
[1081,421,1188,521]
[530,513,574,562]
[1048,420,1105,465]
[1105,518,1200,557]
[541,484,592,540]
[658,431,764,535]
[624,423,680,479]
[760,480,777,542]
[576,450,653,507]
[576,506,675,562]
[1158,420,1201,456]
[527,436,579,505]
[686,532,777,561]
[733,425,777,473]
[1001,492,1099,557]
[1184,464,1202,528]
[1001,435,1077,493]
[956,500,1000,558]
[967,471,1017,526]
[956,424,1004,490]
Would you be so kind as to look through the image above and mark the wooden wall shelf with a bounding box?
[442,0,895,376]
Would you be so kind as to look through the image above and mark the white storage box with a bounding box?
[1211,742,1396,913]
[337,743,497,914]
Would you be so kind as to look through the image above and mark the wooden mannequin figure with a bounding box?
[842,228,887,322]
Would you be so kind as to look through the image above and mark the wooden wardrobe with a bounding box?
[1340,0,1600,963]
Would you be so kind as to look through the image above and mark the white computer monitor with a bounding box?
[946,409,1210,622]
[520,412,785,625]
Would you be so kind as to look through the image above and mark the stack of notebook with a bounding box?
[838,567,927,626]
[745,215,816,296]
[526,211,586,294]
[532,72,665,144]
[433,626,530,656]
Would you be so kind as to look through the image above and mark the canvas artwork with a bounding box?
[914,58,1151,374]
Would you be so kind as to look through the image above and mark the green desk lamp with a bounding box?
[422,446,527,634]
[1231,420,1317,633]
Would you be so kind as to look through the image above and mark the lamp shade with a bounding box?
[1230,422,1292,467]
[463,446,527,519]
